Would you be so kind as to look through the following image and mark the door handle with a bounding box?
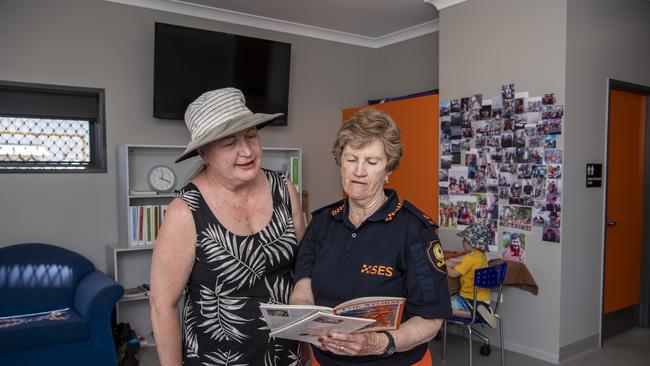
[606,220,617,227]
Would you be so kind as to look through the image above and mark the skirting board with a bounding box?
[504,340,559,364]
[559,334,599,363]
[444,326,560,364]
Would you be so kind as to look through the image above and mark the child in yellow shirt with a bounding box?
[446,223,496,328]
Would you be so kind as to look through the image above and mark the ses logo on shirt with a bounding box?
[360,264,394,277]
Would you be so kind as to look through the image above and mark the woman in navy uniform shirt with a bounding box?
[291,108,452,366]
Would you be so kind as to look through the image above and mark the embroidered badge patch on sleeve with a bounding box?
[426,240,447,274]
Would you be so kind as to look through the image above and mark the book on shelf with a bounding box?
[129,204,171,247]
[137,206,145,246]
[130,206,139,245]
[159,204,169,224]
[290,156,299,186]
[153,206,160,240]
[145,206,153,245]
[261,296,405,346]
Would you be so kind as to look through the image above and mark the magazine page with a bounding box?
[332,297,406,332]
[260,303,332,330]
[269,312,375,346]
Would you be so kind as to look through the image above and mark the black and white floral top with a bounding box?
[178,169,300,366]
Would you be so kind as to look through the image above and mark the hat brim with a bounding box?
[175,112,283,163]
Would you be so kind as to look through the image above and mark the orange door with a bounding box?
[343,94,439,217]
[603,89,647,314]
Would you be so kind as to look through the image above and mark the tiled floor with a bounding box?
[562,328,650,366]
[138,327,650,365]
[433,328,650,366]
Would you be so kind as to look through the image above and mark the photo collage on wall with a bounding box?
[439,83,563,262]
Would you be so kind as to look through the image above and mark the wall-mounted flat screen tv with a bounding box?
[154,22,291,125]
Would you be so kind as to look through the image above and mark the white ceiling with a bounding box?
[180,0,438,37]
[107,0,440,48]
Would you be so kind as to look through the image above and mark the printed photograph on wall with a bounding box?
[485,192,499,221]
[547,164,562,179]
[450,99,461,113]
[439,195,455,228]
[454,195,478,229]
[439,182,449,196]
[528,96,543,112]
[448,167,472,195]
[543,135,557,148]
[546,179,562,202]
[439,195,478,230]
[532,202,546,227]
[480,104,492,120]
[533,176,546,200]
[528,130,543,148]
[542,225,561,243]
[544,148,563,164]
[530,148,544,164]
[502,231,526,262]
[502,83,515,99]
[478,218,499,253]
[499,204,532,231]
[442,146,451,159]
[461,97,471,112]
[470,94,483,111]
[546,118,562,135]
[458,138,470,151]
[440,101,450,116]
[441,155,452,169]
[542,93,556,105]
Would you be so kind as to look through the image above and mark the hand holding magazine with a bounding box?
[260,297,405,346]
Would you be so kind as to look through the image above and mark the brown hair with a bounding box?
[332,107,403,172]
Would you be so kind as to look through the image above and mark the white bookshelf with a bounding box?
[110,144,302,347]
[261,147,302,193]
[106,244,156,345]
[117,144,198,249]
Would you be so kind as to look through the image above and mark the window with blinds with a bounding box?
[0,81,106,172]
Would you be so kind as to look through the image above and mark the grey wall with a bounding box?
[561,0,650,349]
[0,0,436,271]
[373,32,438,100]
[438,0,567,361]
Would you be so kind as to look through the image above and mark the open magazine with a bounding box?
[260,297,405,346]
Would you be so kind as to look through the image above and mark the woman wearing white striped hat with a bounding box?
[150,88,306,366]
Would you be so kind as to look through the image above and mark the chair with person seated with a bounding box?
[0,243,124,366]
[441,262,507,366]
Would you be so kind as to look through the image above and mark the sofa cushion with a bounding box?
[0,308,88,354]
[0,243,95,317]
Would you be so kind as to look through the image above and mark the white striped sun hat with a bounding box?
[175,87,282,163]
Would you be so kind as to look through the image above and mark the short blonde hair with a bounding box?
[332,107,403,172]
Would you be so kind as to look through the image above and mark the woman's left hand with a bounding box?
[318,331,385,356]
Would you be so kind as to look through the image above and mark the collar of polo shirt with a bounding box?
[331,189,402,227]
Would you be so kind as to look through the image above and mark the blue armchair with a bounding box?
[0,243,124,366]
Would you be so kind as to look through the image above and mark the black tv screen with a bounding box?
[154,22,291,125]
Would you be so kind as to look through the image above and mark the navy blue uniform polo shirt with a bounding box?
[294,189,452,366]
